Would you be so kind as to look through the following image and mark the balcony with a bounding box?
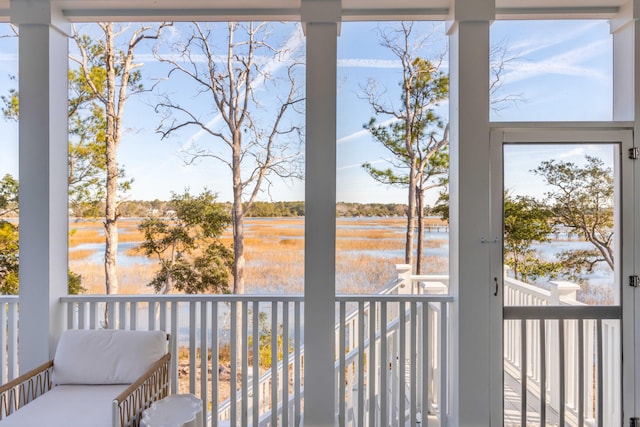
[0,268,619,426]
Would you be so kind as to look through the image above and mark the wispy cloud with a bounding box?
[0,53,17,62]
[338,158,386,171]
[337,117,399,144]
[337,59,401,69]
[500,39,610,85]
[507,21,604,57]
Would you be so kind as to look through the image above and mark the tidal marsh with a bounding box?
[68,217,449,295]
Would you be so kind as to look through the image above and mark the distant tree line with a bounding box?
[72,200,410,219]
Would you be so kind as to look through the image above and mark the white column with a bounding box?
[11,0,69,371]
[611,0,639,418]
[302,1,340,426]
[447,0,494,425]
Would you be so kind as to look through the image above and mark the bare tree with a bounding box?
[71,23,169,296]
[154,22,304,294]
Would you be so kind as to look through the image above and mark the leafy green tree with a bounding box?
[0,175,85,294]
[0,174,18,216]
[0,174,19,294]
[1,71,107,217]
[362,23,449,274]
[533,155,614,271]
[138,190,234,294]
[67,269,86,295]
[0,220,19,294]
[503,194,559,282]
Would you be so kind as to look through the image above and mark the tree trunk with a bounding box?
[232,133,245,295]
[231,131,245,375]
[104,23,119,297]
[416,185,424,275]
[405,160,417,269]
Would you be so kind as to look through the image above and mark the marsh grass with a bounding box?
[68,249,95,261]
[67,217,449,295]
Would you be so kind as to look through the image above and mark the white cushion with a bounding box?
[53,329,166,385]
[0,384,127,427]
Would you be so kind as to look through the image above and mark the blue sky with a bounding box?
[0,19,613,205]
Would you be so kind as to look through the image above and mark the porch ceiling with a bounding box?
[4,0,624,22]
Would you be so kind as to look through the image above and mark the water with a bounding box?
[70,241,154,266]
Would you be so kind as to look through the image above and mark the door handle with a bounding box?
[494,277,499,296]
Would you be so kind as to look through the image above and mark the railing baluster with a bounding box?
[0,302,6,383]
[118,301,126,329]
[65,300,73,330]
[369,301,376,427]
[201,301,209,427]
[7,302,17,380]
[422,302,429,427]
[271,301,278,427]
[521,319,527,427]
[559,319,565,427]
[190,301,197,395]
[578,319,584,426]
[148,301,156,330]
[282,301,289,427]
[410,301,417,426]
[212,302,219,427]
[170,301,179,395]
[78,302,85,329]
[596,319,603,427]
[252,301,259,427]
[89,302,96,329]
[159,301,167,332]
[358,301,365,427]
[294,301,301,427]
[107,301,115,329]
[380,300,387,427]
[241,301,248,427]
[339,301,346,427]
[540,319,546,427]
[231,301,237,427]
[440,302,448,427]
[130,302,137,330]
[399,301,406,426]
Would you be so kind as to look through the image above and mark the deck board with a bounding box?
[504,370,561,427]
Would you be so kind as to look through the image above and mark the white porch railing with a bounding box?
[0,297,18,385]
[335,294,453,427]
[57,282,454,427]
[0,268,619,426]
[60,295,304,427]
[503,276,621,427]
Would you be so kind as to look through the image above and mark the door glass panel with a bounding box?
[503,143,618,307]
[502,142,621,426]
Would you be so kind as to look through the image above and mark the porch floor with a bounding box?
[504,371,560,427]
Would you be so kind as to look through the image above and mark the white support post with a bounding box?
[447,0,494,425]
[302,1,340,425]
[11,0,69,371]
[611,1,639,419]
[549,281,581,304]
[396,263,412,294]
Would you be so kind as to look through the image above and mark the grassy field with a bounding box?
[69,216,449,295]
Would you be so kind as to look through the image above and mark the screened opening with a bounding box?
[490,20,613,122]
[336,21,450,295]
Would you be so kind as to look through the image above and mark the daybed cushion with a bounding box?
[0,384,127,427]
[53,329,166,385]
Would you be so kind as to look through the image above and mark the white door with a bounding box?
[489,127,636,426]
